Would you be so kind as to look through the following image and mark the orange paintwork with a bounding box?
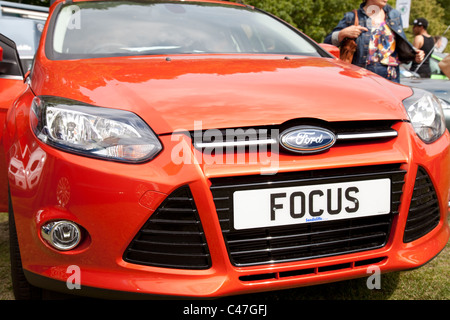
[0,78,27,211]
[0,0,449,298]
[31,55,413,134]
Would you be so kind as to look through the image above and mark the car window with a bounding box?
[49,1,322,59]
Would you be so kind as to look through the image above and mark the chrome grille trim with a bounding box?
[191,121,399,150]
[194,130,398,149]
[336,130,398,141]
[194,138,277,149]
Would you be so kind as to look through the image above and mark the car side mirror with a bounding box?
[319,43,340,59]
[0,33,24,78]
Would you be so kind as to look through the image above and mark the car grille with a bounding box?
[403,167,440,243]
[210,165,406,267]
[123,186,211,269]
[192,120,398,151]
[239,256,387,282]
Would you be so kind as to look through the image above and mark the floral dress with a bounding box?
[366,21,400,79]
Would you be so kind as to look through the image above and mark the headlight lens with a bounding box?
[402,88,446,143]
[31,96,162,163]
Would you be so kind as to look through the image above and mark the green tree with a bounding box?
[409,0,446,35]
[436,0,450,25]
[241,0,449,52]
[244,0,361,41]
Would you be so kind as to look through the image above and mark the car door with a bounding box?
[0,33,25,211]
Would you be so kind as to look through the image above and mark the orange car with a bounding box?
[0,0,449,299]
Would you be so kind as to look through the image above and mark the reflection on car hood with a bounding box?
[32,55,412,134]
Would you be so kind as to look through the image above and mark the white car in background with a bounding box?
[0,1,48,71]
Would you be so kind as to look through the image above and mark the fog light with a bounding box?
[41,220,81,251]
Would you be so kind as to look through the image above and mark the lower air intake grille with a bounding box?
[403,167,440,243]
[211,165,405,267]
[123,187,211,269]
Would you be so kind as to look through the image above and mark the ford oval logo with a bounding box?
[280,126,336,154]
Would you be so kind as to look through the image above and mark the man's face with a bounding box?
[413,25,422,35]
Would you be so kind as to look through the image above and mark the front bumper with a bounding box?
[10,121,450,298]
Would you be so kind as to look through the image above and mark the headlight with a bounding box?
[402,88,446,143]
[31,96,162,163]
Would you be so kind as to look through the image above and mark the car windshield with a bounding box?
[49,1,321,59]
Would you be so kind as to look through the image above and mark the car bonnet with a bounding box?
[31,55,412,135]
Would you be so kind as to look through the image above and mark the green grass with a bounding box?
[0,211,448,300]
[0,211,13,300]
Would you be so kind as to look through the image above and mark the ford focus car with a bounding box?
[0,0,449,299]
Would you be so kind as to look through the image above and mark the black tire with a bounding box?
[8,193,43,300]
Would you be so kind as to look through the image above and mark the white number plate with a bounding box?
[233,179,391,230]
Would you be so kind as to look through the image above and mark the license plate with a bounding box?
[233,178,391,230]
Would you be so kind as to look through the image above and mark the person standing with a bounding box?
[410,18,435,78]
[324,0,424,83]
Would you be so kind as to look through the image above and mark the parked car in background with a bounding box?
[401,53,448,80]
[429,52,449,80]
[0,0,449,300]
[0,1,48,71]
